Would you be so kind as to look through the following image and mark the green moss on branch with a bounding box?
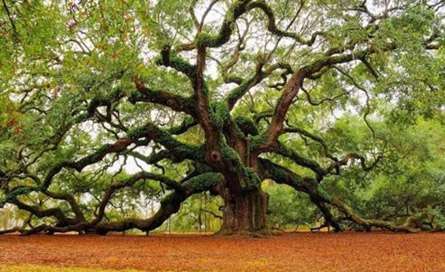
[209,101,231,129]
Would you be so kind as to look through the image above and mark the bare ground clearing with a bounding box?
[0,232,444,271]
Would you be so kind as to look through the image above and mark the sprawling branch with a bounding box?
[226,63,292,110]
[131,78,196,117]
[259,158,420,233]
[195,46,217,145]
[261,69,307,150]
[8,196,79,227]
[17,172,224,235]
[190,0,321,49]
[258,34,441,153]
[157,47,197,81]
[273,143,327,181]
[39,138,133,190]
[91,171,186,225]
[5,119,204,205]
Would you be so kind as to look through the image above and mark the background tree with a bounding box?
[0,0,444,235]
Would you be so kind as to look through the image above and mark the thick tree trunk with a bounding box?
[218,187,268,235]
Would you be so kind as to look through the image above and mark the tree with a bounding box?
[0,0,444,235]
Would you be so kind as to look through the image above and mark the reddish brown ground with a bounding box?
[1,232,445,271]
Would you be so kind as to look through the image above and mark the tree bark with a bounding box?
[218,186,268,235]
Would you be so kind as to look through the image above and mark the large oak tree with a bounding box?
[0,0,444,235]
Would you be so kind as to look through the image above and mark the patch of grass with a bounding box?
[0,265,140,272]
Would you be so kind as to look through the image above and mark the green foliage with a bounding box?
[159,193,223,233]
[321,117,445,229]
[263,182,318,229]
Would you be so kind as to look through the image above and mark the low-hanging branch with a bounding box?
[19,172,224,235]
[258,158,423,233]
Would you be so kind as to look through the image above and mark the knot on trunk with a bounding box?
[210,150,222,162]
